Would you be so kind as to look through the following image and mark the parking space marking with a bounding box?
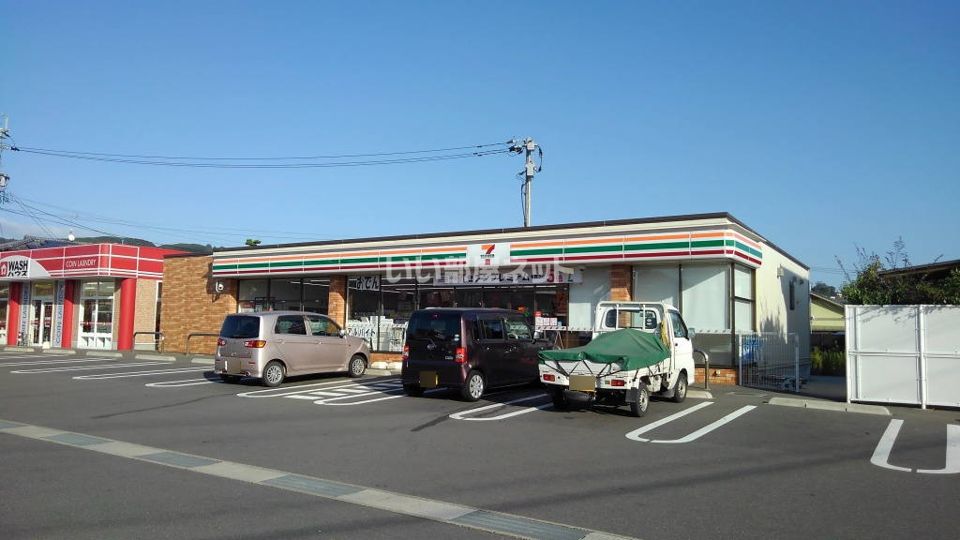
[73,367,210,380]
[625,402,756,444]
[0,357,122,367]
[10,361,169,374]
[624,401,713,442]
[145,378,220,388]
[236,378,386,398]
[871,419,960,475]
[449,394,553,421]
[0,417,637,540]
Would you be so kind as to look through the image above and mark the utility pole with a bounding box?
[0,115,10,198]
[510,138,542,227]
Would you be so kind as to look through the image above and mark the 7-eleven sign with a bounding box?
[467,243,510,268]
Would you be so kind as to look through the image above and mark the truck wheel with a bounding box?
[630,386,649,417]
[550,388,568,410]
[671,372,688,403]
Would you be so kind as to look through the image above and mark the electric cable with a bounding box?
[11,141,512,161]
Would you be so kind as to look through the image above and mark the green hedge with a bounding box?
[811,347,845,376]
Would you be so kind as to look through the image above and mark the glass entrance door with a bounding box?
[30,300,54,346]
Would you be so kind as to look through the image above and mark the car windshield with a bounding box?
[220,315,260,339]
[407,312,460,342]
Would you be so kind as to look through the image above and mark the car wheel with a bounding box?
[550,388,568,410]
[219,374,241,384]
[262,361,285,387]
[347,355,366,378]
[403,384,424,397]
[461,371,485,402]
[671,372,688,403]
[630,385,650,417]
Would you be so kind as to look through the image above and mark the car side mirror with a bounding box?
[687,328,696,339]
[338,329,346,338]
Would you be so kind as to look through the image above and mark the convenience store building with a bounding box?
[160,213,809,382]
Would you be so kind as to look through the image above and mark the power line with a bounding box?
[11,195,330,242]
[11,141,511,161]
[10,146,514,169]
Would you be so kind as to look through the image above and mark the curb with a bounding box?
[365,368,400,376]
[42,349,77,355]
[134,354,177,362]
[2,347,36,353]
[687,390,713,400]
[768,397,890,416]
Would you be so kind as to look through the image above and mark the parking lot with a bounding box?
[1,350,957,539]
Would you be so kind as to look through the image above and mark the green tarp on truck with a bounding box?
[538,328,670,371]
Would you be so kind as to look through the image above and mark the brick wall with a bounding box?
[610,264,633,327]
[160,255,237,354]
[328,275,347,328]
[133,279,159,349]
[697,367,738,386]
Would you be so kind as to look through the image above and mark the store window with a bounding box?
[238,279,268,312]
[302,279,329,313]
[681,264,732,367]
[79,280,115,349]
[734,265,755,332]
[633,265,680,306]
[270,279,302,311]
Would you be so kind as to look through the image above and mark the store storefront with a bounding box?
[162,213,809,381]
[0,244,181,350]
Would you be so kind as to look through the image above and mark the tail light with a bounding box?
[244,339,267,349]
[402,344,409,361]
[216,338,226,347]
[454,347,466,364]
[542,373,556,382]
[611,379,626,387]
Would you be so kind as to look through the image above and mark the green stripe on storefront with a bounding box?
[690,239,725,248]
[564,244,623,255]
[340,256,381,264]
[735,242,762,258]
[420,253,466,261]
[510,247,564,257]
[623,241,690,251]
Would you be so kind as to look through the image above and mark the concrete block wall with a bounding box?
[160,255,237,354]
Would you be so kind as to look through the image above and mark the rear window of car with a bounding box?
[407,311,461,342]
[220,315,260,339]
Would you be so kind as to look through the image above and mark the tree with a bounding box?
[811,281,838,298]
[838,239,960,304]
[245,238,261,247]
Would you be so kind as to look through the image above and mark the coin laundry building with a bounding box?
[161,213,810,382]
[0,244,181,350]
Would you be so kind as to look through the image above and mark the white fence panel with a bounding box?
[846,305,960,408]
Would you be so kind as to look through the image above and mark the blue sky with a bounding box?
[1,1,958,286]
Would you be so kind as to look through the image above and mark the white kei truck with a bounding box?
[538,301,695,417]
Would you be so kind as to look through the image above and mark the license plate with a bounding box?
[420,371,438,388]
[569,375,597,392]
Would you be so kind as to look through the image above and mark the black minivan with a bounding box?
[401,308,552,401]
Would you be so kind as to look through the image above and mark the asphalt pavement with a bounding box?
[1,350,957,539]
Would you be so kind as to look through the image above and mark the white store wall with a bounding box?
[568,266,610,330]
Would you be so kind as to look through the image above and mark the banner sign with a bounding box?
[53,281,65,347]
[435,265,582,285]
[19,284,31,345]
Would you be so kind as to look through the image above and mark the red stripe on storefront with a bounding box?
[734,251,761,265]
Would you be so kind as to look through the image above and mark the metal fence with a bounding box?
[846,305,960,409]
[737,332,806,392]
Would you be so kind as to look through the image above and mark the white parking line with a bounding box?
[871,419,960,475]
[11,362,168,374]
[74,367,209,380]
[146,378,220,388]
[0,358,122,367]
[648,406,756,444]
[236,378,399,398]
[449,394,552,421]
[625,402,756,444]
[624,402,713,442]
